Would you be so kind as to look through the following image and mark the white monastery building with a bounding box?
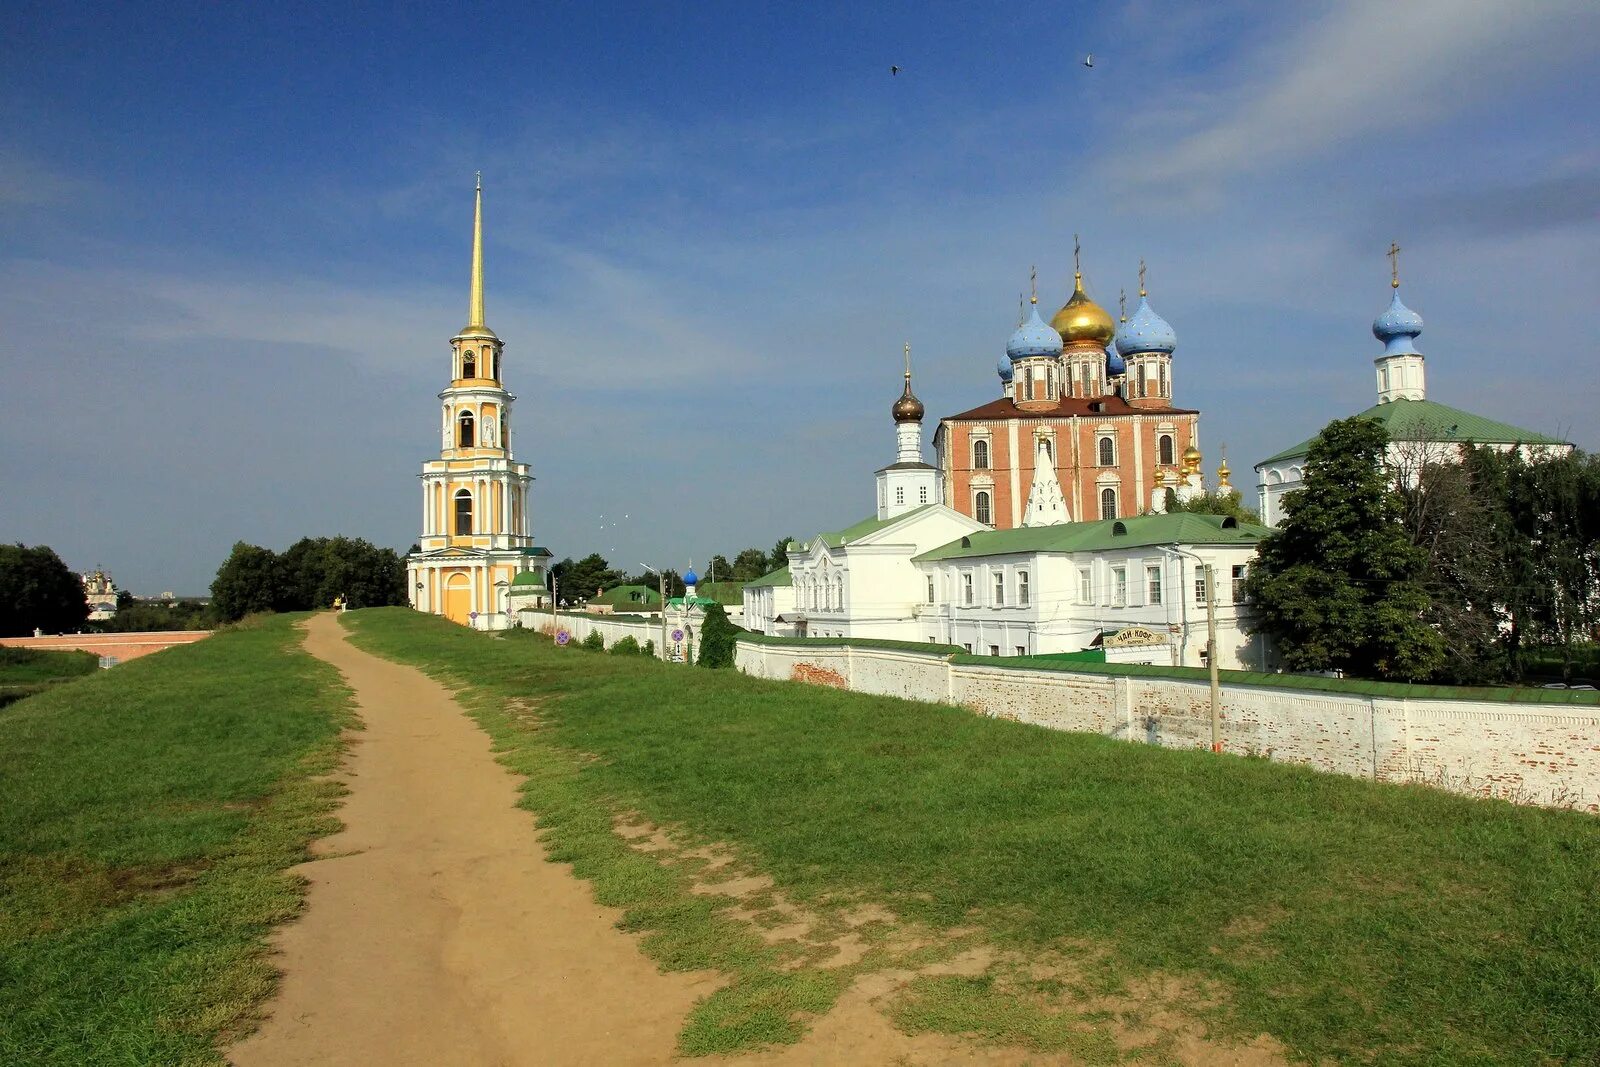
[407,178,551,629]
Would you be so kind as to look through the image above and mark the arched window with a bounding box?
[458,411,475,447]
[975,491,992,526]
[1159,362,1169,397]
[1026,370,1036,401]
[973,439,990,469]
[1098,436,1115,466]
[454,489,473,535]
[1040,438,1053,460]
[462,350,476,378]
[1159,434,1175,466]
[1100,487,1117,520]
[484,348,494,380]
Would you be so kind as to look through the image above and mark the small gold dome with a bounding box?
[892,375,925,423]
[1181,445,1202,474]
[1050,274,1115,345]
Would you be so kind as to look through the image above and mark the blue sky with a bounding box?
[3,1,1597,594]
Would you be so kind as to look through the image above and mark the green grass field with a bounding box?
[346,608,1600,1065]
[0,615,352,1066]
[0,646,100,709]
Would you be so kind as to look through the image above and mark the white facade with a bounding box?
[742,577,796,636]
[913,538,1263,669]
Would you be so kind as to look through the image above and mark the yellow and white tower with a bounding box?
[406,177,550,628]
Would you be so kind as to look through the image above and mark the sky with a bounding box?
[2,0,1597,595]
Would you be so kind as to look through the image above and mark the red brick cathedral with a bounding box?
[934,259,1201,529]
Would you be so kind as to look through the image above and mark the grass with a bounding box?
[346,607,1600,1065]
[0,646,100,709]
[0,614,353,1066]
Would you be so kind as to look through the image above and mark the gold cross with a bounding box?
[1029,264,1037,303]
[1073,234,1081,275]
[903,341,911,378]
[1138,258,1147,297]
[1388,241,1401,288]
[1119,288,1127,320]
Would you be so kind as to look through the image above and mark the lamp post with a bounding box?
[642,563,670,662]
[1161,546,1222,753]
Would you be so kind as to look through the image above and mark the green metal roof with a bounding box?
[913,512,1269,562]
[745,565,792,589]
[592,583,660,606]
[510,571,547,587]
[801,505,938,551]
[1258,398,1569,467]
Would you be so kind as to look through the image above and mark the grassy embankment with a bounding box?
[0,647,99,709]
[346,607,1600,1065]
[0,614,353,1066]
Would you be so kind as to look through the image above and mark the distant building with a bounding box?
[80,568,118,621]
[1256,255,1573,525]
[406,178,552,628]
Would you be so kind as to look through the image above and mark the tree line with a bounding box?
[549,537,794,602]
[210,537,409,622]
[1247,417,1599,685]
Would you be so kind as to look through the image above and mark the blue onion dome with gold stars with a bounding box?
[1007,300,1064,361]
[1115,295,1177,355]
[1105,340,1125,376]
[1373,289,1423,356]
[997,359,1014,383]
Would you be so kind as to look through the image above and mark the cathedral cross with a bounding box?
[903,341,911,378]
[1138,258,1147,297]
[1388,241,1401,288]
[1073,234,1081,275]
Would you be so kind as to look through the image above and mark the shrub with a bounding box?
[697,602,742,669]
[644,639,656,659]
[611,635,641,656]
[582,630,605,652]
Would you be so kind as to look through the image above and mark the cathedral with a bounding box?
[406,179,551,628]
[934,248,1204,529]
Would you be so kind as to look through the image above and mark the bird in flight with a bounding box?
[890,65,902,76]
[1083,54,1094,68]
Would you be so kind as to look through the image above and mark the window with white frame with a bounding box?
[919,485,929,504]
[1159,434,1175,466]
[1194,572,1209,605]
[1146,565,1162,605]
[963,642,973,653]
[926,575,935,603]
[993,570,1004,606]
[1232,565,1247,602]
[1112,566,1127,607]
[989,644,1000,657]
[1018,570,1030,606]
[1079,569,1092,603]
[962,572,974,605]
[975,491,992,526]
[1098,436,1115,466]
[895,486,904,505]
[1100,487,1117,520]
[973,438,990,469]
[1015,645,1026,657]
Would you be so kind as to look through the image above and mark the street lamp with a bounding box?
[641,563,670,663]
[1160,545,1222,753]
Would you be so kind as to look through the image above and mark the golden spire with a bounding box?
[1072,233,1082,284]
[468,173,486,328]
[1218,444,1233,490]
[1030,264,1038,304]
[903,341,912,381]
[1387,240,1402,288]
[1138,258,1147,297]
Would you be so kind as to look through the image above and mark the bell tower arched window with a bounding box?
[484,347,494,380]
[973,439,990,470]
[458,411,475,448]
[1159,434,1175,466]
[1100,487,1117,520]
[975,491,992,526]
[462,350,476,379]
[454,489,473,535]
[1098,436,1115,466]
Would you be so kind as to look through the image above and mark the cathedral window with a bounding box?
[1018,570,1030,606]
[1098,436,1115,466]
[927,575,935,603]
[458,411,475,447]
[974,491,992,526]
[973,439,989,470]
[454,489,473,535]
[1026,371,1036,401]
[1100,487,1117,519]
[962,572,974,606]
[1159,434,1175,466]
[895,486,904,506]
[1136,372,1146,399]
[1159,362,1169,397]
[919,485,928,504]
[993,571,1004,606]
[462,351,476,378]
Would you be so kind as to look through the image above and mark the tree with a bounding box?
[1163,488,1260,525]
[732,548,769,581]
[0,544,91,636]
[770,537,796,573]
[210,542,284,622]
[707,554,732,584]
[115,588,136,612]
[697,602,742,669]
[552,554,622,602]
[1244,417,1444,681]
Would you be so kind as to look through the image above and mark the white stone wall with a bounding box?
[519,610,676,660]
[735,639,1600,811]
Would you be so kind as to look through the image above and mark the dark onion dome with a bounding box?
[892,374,925,422]
[997,358,1015,383]
[1373,289,1424,356]
[1050,274,1116,345]
[1007,300,1065,361]
[1114,294,1177,356]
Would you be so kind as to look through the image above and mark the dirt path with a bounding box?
[230,613,715,1066]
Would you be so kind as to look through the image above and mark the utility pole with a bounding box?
[1204,562,1221,752]
[643,563,669,663]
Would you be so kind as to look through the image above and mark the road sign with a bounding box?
[671,628,684,643]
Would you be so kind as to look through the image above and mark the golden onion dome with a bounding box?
[1050,274,1116,345]
[1181,445,1202,474]
[892,374,925,423]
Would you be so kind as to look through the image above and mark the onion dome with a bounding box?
[996,359,1014,383]
[682,566,699,586]
[1181,444,1202,474]
[1104,341,1125,376]
[892,373,925,423]
[1050,274,1115,345]
[1007,300,1064,361]
[1115,294,1177,355]
[1373,289,1423,356]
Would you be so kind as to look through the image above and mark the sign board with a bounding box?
[671,628,685,643]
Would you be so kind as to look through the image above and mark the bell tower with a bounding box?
[407,176,550,629]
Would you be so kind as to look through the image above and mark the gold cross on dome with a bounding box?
[903,341,911,377]
[1029,264,1037,303]
[1073,234,1081,275]
[1388,241,1402,288]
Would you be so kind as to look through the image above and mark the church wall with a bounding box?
[734,639,1600,812]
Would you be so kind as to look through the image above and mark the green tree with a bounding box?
[314,536,407,609]
[1245,417,1444,681]
[706,554,732,584]
[0,544,91,636]
[732,548,769,581]
[115,588,136,612]
[770,537,795,572]
[552,554,622,603]
[1163,488,1261,525]
[697,602,741,669]
[210,542,283,623]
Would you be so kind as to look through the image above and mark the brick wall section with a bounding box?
[0,632,211,663]
[735,640,1600,812]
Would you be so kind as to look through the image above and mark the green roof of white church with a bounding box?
[1259,398,1568,467]
[745,565,792,588]
[914,512,1268,562]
